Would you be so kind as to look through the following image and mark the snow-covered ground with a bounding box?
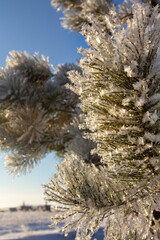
[0,210,104,240]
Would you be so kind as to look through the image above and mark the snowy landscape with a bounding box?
[0,208,104,240]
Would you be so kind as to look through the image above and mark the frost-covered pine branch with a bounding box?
[0,51,86,174]
[44,1,160,239]
[51,0,113,32]
[44,155,160,240]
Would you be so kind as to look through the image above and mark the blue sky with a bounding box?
[0,0,87,208]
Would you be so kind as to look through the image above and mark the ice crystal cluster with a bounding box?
[1,0,160,240]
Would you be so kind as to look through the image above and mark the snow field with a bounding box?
[0,210,104,240]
